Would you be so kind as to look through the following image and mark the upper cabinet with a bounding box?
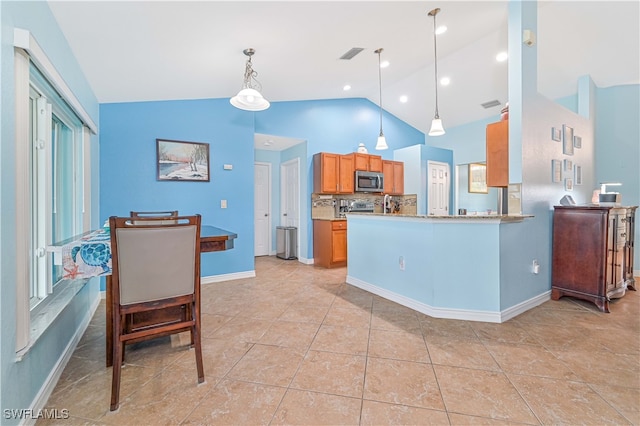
[382,160,404,195]
[352,153,383,172]
[313,152,354,194]
[486,120,509,187]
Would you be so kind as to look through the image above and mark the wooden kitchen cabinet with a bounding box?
[486,120,508,187]
[313,219,347,268]
[382,160,404,195]
[352,153,383,172]
[313,152,354,194]
[551,205,637,312]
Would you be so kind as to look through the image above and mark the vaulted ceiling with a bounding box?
[48,1,639,137]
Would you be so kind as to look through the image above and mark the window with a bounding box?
[28,70,84,308]
[14,29,97,355]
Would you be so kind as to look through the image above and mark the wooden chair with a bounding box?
[108,214,204,411]
[130,210,179,224]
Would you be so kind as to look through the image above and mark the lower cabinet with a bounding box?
[551,205,637,312]
[313,219,347,268]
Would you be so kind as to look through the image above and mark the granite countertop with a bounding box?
[348,212,534,222]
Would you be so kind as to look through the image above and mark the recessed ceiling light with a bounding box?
[400,95,408,103]
[435,25,447,35]
[263,141,272,146]
[496,51,508,62]
[380,60,390,68]
[343,84,352,91]
[440,77,450,86]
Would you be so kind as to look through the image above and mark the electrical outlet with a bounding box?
[399,256,405,271]
[531,259,540,274]
[220,200,227,209]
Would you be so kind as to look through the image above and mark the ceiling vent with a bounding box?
[481,100,501,109]
[339,48,365,60]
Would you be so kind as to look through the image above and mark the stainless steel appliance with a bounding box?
[355,170,384,192]
[335,199,374,217]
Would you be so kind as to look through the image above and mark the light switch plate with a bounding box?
[223,164,233,170]
[220,200,227,208]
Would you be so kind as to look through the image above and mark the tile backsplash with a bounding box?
[311,193,417,219]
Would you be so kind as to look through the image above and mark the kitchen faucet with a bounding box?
[383,194,390,215]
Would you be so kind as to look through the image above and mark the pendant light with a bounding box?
[428,8,445,136]
[374,48,389,150]
[230,48,270,111]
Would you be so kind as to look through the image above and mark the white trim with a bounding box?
[201,270,256,284]
[280,158,301,258]
[346,275,550,323]
[14,28,98,134]
[21,292,100,426]
[298,257,314,265]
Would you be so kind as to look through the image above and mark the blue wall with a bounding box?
[1,1,100,422]
[100,99,256,278]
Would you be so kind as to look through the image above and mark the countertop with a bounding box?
[347,212,534,222]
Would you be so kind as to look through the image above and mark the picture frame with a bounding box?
[573,135,582,148]
[468,163,488,194]
[552,159,562,183]
[564,178,574,192]
[156,139,210,182]
[551,127,562,142]
[562,125,574,155]
[575,165,582,185]
[564,159,573,172]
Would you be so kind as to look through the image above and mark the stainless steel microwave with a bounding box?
[354,170,384,192]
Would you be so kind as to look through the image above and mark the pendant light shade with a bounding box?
[230,48,270,111]
[428,8,445,136]
[374,48,388,150]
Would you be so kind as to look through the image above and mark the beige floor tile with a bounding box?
[258,320,320,351]
[309,324,370,356]
[469,321,538,345]
[434,365,537,424]
[323,305,372,328]
[448,413,537,425]
[290,350,366,398]
[361,400,450,425]
[182,379,286,425]
[426,335,500,371]
[364,357,445,411]
[172,336,252,379]
[199,312,233,337]
[509,373,631,425]
[371,307,422,333]
[368,328,431,363]
[483,341,581,380]
[208,315,273,342]
[590,383,640,424]
[552,349,640,388]
[271,389,361,425]
[226,344,304,387]
[278,303,330,323]
[419,316,478,339]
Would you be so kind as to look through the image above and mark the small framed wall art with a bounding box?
[156,139,210,182]
[562,125,574,155]
[564,159,573,172]
[574,135,582,148]
[468,163,488,194]
[551,127,562,142]
[565,178,574,191]
[552,159,562,183]
[575,165,582,185]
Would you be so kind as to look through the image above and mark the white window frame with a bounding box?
[14,29,98,356]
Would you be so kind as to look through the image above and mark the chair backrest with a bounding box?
[109,215,201,305]
[130,210,179,225]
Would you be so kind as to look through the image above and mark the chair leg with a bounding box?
[110,336,123,411]
[192,325,204,383]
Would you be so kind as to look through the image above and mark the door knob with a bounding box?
[264,213,268,217]
[283,213,288,216]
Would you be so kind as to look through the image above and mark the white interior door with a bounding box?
[254,162,271,256]
[427,161,450,215]
[281,159,300,254]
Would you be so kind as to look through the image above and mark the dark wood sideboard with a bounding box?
[551,205,637,312]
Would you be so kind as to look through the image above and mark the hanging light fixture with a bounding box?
[374,48,389,150]
[230,48,270,111]
[428,8,445,136]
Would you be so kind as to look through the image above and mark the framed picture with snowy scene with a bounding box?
[156,139,210,182]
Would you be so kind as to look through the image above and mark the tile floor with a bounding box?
[40,256,639,425]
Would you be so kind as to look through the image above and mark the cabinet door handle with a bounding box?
[621,233,626,238]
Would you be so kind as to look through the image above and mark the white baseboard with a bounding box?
[297,256,314,265]
[201,270,256,284]
[24,291,101,426]
[346,275,550,323]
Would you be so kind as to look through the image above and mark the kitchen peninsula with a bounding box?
[346,213,537,323]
